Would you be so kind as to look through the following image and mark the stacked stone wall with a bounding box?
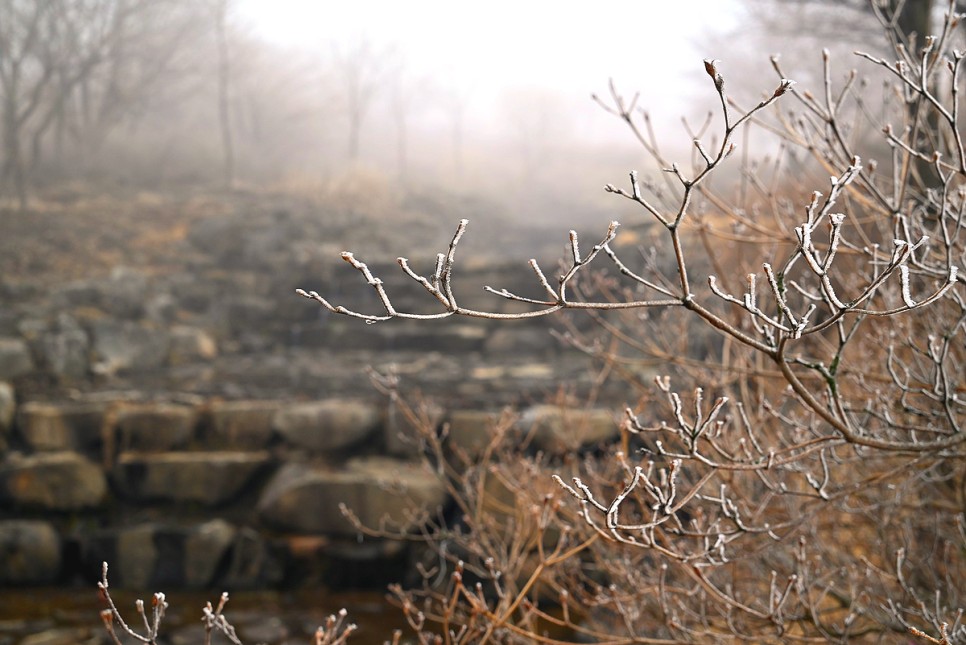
[0,203,655,590]
[0,392,620,590]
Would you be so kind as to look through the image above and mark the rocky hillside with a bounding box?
[0,188,644,590]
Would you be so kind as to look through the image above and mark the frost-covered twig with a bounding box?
[202,592,243,645]
[98,562,168,645]
[313,609,358,645]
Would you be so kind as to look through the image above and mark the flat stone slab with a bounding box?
[168,325,218,365]
[0,382,14,433]
[90,319,170,376]
[517,405,619,453]
[0,452,107,510]
[114,403,197,452]
[0,338,33,380]
[112,451,270,505]
[204,399,281,449]
[82,519,238,589]
[0,520,61,584]
[257,457,446,536]
[445,409,504,455]
[17,401,107,452]
[272,399,380,452]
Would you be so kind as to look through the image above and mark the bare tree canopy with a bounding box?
[0,0,216,207]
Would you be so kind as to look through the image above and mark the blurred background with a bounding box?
[0,1,933,644]
[0,0,887,221]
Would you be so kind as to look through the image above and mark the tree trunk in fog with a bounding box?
[0,1,43,210]
[336,40,391,164]
[347,110,361,161]
[441,85,471,178]
[391,72,411,183]
[2,95,27,210]
[394,108,408,182]
[0,1,118,206]
[215,0,235,190]
[447,96,466,178]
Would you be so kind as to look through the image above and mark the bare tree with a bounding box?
[388,59,421,183]
[0,0,215,205]
[440,85,471,178]
[298,1,964,642]
[214,0,234,189]
[333,39,394,163]
[500,87,573,209]
[0,1,113,207]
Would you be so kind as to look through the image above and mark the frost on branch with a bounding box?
[298,28,966,643]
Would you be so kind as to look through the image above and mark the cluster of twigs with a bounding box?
[97,561,356,645]
[97,2,964,644]
[98,563,171,645]
[296,2,964,642]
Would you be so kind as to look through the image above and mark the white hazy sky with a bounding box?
[237,1,744,86]
[236,0,748,140]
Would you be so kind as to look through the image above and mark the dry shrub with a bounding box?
[100,3,965,645]
[299,4,965,643]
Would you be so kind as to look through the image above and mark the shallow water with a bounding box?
[0,587,407,645]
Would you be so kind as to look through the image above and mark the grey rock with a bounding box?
[17,401,107,452]
[237,616,289,645]
[112,451,269,505]
[221,526,285,589]
[90,319,170,376]
[51,279,102,309]
[184,519,237,588]
[114,403,197,452]
[446,410,501,455]
[169,625,214,645]
[314,537,409,589]
[26,313,92,380]
[0,337,34,379]
[86,521,239,590]
[518,405,618,454]
[167,325,217,365]
[144,292,178,324]
[0,382,14,432]
[114,524,158,589]
[39,326,89,379]
[0,520,61,584]
[205,400,280,450]
[168,272,217,313]
[20,628,99,645]
[101,266,149,318]
[484,327,558,356]
[0,452,107,510]
[386,323,487,353]
[187,216,242,266]
[257,457,446,536]
[273,399,380,452]
[222,296,277,333]
[16,317,49,343]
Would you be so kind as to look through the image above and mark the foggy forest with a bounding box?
[1,1,965,645]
